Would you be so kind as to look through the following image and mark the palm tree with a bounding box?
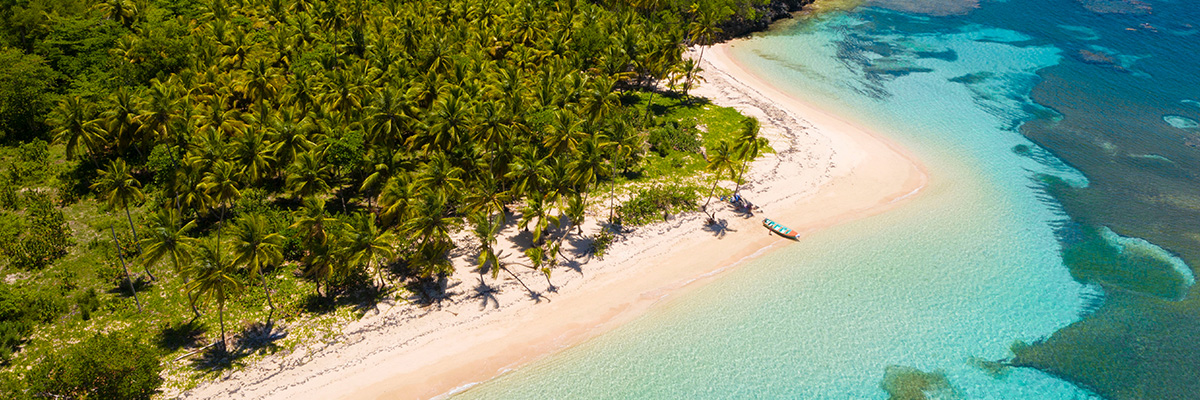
[286,149,332,200]
[701,139,737,220]
[175,168,213,218]
[604,120,639,221]
[687,2,729,75]
[202,159,243,254]
[140,208,201,318]
[48,96,104,162]
[229,214,285,321]
[290,197,338,247]
[674,58,704,96]
[92,159,154,280]
[344,213,395,288]
[230,128,278,184]
[95,0,139,28]
[195,96,245,137]
[413,154,464,200]
[188,239,243,353]
[137,81,180,152]
[377,175,414,228]
[469,211,537,296]
[402,191,458,249]
[365,86,411,149]
[244,59,280,103]
[99,87,142,153]
[109,223,142,312]
[302,241,340,298]
[543,109,584,155]
[414,92,474,153]
[733,118,767,197]
[269,107,315,167]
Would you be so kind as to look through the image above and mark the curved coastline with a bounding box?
[180,42,928,400]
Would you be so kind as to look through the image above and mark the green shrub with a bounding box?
[0,285,33,365]
[589,230,615,259]
[5,139,50,184]
[26,332,163,400]
[236,188,274,216]
[616,184,700,227]
[0,283,69,364]
[647,121,701,156]
[24,289,69,323]
[0,174,17,210]
[76,288,100,321]
[1,193,72,270]
[145,144,183,186]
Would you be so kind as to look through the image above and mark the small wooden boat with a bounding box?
[763,218,799,239]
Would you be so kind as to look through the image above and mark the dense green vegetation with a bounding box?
[0,0,774,397]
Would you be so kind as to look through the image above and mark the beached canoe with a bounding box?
[763,218,799,239]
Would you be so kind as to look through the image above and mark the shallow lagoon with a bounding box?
[456,1,1200,398]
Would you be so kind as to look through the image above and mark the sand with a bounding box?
[177,42,928,400]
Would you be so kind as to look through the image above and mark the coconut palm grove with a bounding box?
[0,0,778,397]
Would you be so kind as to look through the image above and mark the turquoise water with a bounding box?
[455,2,1199,398]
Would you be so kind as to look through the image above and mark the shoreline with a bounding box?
[179,42,928,400]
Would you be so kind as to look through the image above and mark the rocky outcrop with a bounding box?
[715,0,814,41]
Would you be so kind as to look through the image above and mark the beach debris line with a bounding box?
[762,218,799,239]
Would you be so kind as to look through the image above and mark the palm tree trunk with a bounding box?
[501,264,537,297]
[125,205,154,280]
[110,225,142,312]
[217,205,225,257]
[640,91,656,128]
[686,46,706,96]
[262,274,276,322]
[541,265,555,291]
[702,177,720,219]
[86,147,100,171]
[733,160,748,197]
[173,254,202,319]
[218,302,227,353]
[608,176,618,224]
[372,259,386,288]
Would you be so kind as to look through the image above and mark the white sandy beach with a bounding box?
[178,42,928,400]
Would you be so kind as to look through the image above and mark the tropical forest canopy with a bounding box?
[0,0,772,398]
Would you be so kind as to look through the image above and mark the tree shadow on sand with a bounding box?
[108,275,153,297]
[470,276,501,310]
[302,271,391,314]
[189,322,288,372]
[402,274,462,307]
[703,217,736,238]
[157,320,207,352]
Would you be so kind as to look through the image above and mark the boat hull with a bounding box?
[762,218,799,239]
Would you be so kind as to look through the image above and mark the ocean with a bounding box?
[454,0,1200,398]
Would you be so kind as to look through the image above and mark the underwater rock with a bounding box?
[869,0,980,16]
[1076,49,1126,71]
[1059,25,1101,41]
[1078,0,1152,15]
[967,356,1012,378]
[1060,224,1195,301]
[1163,115,1199,129]
[879,365,960,400]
